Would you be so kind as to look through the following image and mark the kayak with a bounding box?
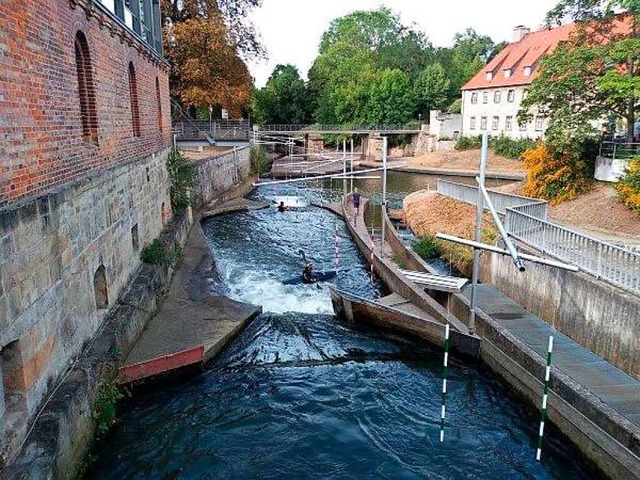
[282,270,337,285]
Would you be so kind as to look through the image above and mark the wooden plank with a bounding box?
[375,293,410,307]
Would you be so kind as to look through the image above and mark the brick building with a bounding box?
[0,0,172,463]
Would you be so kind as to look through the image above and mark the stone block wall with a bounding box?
[0,149,171,463]
[192,147,252,211]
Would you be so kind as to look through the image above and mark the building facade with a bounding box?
[0,0,171,463]
[461,24,574,139]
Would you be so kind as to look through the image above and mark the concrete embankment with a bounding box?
[401,190,640,479]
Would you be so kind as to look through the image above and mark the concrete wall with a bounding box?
[480,249,640,379]
[429,110,462,139]
[0,148,172,463]
[191,147,252,211]
[595,156,628,182]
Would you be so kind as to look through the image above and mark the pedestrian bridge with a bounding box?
[256,124,423,135]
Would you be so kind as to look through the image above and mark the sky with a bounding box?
[247,0,559,87]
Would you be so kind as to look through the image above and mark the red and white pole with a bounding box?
[370,226,375,282]
[334,224,340,271]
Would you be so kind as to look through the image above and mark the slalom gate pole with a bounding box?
[370,226,375,282]
[334,224,340,270]
[440,323,450,442]
[536,334,554,460]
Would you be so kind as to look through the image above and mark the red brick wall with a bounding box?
[0,0,172,208]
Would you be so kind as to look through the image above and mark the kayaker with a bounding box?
[302,262,316,284]
[277,201,288,212]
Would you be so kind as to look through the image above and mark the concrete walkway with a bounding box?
[118,214,261,383]
[467,284,640,426]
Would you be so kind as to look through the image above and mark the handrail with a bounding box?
[437,180,640,295]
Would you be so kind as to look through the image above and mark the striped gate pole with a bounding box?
[440,323,450,442]
[536,334,554,461]
[370,226,375,282]
[334,224,340,270]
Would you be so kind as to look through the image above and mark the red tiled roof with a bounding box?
[462,23,575,90]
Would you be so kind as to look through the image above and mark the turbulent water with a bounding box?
[86,178,601,479]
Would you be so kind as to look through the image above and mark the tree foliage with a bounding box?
[415,63,451,113]
[252,65,311,124]
[521,1,640,142]
[162,0,263,116]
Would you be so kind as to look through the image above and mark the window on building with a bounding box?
[74,31,98,144]
[507,89,515,102]
[482,92,488,104]
[131,224,139,251]
[470,117,476,130]
[480,116,487,130]
[504,68,511,78]
[1,340,28,420]
[155,77,163,133]
[535,115,545,131]
[506,116,513,131]
[471,92,478,104]
[492,116,499,130]
[524,66,532,76]
[485,71,493,81]
[494,91,501,103]
[128,62,141,137]
[519,121,528,131]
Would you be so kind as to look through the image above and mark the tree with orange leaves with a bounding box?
[161,0,264,117]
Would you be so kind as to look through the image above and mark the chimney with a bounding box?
[512,25,531,43]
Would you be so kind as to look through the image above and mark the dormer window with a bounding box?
[504,68,511,78]
[524,66,532,76]
[486,71,493,81]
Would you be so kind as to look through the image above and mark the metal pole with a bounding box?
[477,180,526,271]
[435,234,579,271]
[440,323,450,442]
[536,335,554,461]
[381,137,388,258]
[469,132,488,335]
[350,138,354,192]
[343,139,347,197]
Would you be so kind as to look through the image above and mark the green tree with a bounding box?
[308,7,432,124]
[363,69,415,125]
[521,1,640,142]
[415,63,451,115]
[252,65,311,124]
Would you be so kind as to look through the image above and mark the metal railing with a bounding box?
[599,141,640,160]
[256,124,422,133]
[437,180,549,221]
[437,180,640,294]
[505,209,640,294]
[173,120,251,141]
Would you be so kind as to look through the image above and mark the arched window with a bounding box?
[128,62,141,137]
[93,265,109,309]
[155,77,163,133]
[74,31,98,144]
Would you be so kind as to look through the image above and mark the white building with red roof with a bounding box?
[461,23,575,139]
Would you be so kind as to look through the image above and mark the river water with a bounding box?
[86,175,600,479]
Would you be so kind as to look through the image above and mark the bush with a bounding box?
[490,136,535,160]
[167,148,195,214]
[141,239,181,267]
[616,156,640,215]
[455,135,483,150]
[522,138,595,204]
[92,378,124,438]
[411,233,440,260]
[447,99,462,114]
[250,145,269,175]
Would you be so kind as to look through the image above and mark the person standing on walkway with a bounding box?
[352,187,361,225]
